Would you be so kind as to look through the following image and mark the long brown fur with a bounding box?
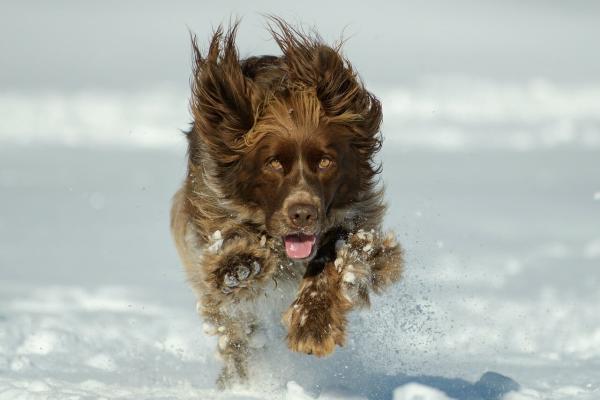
[171,17,403,388]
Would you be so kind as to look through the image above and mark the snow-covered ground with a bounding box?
[1,132,598,398]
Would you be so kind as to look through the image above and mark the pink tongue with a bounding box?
[284,235,316,259]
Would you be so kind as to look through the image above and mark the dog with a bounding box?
[170,18,404,388]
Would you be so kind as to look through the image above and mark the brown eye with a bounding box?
[318,157,333,170]
[269,158,283,171]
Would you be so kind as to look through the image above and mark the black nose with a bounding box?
[288,203,318,228]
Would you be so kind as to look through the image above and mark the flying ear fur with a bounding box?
[267,17,382,160]
[189,22,258,165]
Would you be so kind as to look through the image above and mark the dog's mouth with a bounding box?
[283,233,317,260]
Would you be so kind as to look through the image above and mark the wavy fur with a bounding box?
[171,18,403,389]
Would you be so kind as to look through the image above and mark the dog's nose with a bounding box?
[288,203,317,228]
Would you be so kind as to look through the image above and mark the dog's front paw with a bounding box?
[338,229,403,292]
[218,254,263,294]
[284,302,345,357]
[203,235,275,299]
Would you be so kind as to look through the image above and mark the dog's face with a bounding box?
[235,121,362,261]
[188,22,382,261]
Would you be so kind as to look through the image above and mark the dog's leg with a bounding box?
[283,262,351,357]
[198,233,278,388]
[200,308,253,389]
[284,229,403,357]
[215,319,251,390]
[172,198,275,387]
[339,229,404,295]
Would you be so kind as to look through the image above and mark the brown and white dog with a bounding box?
[170,18,403,388]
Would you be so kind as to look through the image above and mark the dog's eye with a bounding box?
[268,158,283,171]
[318,157,333,170]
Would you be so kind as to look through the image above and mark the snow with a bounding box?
[287,381,316,400]
[393,383,451,400]
[208,230,224,254]
[1,116,600,397]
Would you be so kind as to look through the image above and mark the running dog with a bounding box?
[171,18,403,388]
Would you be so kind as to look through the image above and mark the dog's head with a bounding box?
[188,19,382,261]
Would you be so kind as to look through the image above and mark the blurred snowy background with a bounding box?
[1,1,599,399]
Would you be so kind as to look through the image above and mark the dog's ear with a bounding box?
[312,45,383,165]
[269,17,383,183]
[189,23,258,165]
[269,19,380,119]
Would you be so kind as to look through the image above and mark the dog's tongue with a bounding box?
[284,234,316,259]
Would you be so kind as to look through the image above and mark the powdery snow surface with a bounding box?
[1,146,599,399]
